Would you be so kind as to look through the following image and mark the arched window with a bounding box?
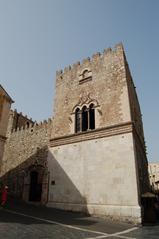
[74,104,95,133]
[79,69,92,84]
[82,69,89,79]
[75,108,81,133]
[89,104,95,129]
[82,106,88,132]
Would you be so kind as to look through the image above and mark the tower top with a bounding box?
[56,43,124,77]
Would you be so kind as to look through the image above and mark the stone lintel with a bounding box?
[50,121,133,147]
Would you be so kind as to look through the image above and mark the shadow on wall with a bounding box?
[0,146,88,214]
[48,150,88,214]
[0,146,49,204]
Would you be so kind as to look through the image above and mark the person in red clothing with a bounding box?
[1,186,8,206]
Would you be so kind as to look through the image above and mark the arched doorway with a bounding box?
[29,171,42,202]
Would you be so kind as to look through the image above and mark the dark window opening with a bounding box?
[89,104,95,129]
[82,70,89,78]
[75,108,81,133]
[79,69,92,84]
[29,171,42,202]
[75,104,95,133]
[82,106,88,132]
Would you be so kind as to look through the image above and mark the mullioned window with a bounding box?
[75,103,95,133]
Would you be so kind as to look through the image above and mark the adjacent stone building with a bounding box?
[1,110,52,204]
[0,85,13,169]
[0,43,149,223]
[149,163,159,193]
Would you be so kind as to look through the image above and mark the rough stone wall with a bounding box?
[124,59,149,195]
[0,140,5,170]
[0,119,52,202]
[48,43,145,223]
[1,119,52,175]
[52,43,131,138]
[0,91,5,122]
[0,86,13,168]
[148,163,159,192]
[8,109,34,132]
[125,59,145,144]
[0,92,12,138]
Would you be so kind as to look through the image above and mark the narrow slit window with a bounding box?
[89,104,95,130]
[75,108,81,133]
[82,106,88,132]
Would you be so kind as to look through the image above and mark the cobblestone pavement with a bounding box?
[0,200,159,239]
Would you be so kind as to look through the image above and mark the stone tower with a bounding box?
[0,85,13,168]
[48,43,148,223]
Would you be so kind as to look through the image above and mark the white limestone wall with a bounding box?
[47,132,141,223]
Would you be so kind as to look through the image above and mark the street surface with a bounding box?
[0,200,159,239]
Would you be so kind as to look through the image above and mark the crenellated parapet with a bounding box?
[6,108,53,139]
[11,117,52,134]
[1,117,52,176]
[56,43,124,80]
[8,109,35,133]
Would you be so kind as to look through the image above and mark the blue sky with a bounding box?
[0,0,158,162]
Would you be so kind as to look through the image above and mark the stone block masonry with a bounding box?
[52,43,130,138]
[48,43,150,223]
[0,118,52,203]
[0,85,13,170]
[7,109,34,135]
[0,43,150,223]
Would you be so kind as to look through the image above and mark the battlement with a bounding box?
[56,43,124,78]
[10,109,33,122]
[6,108,53,139]
[11,118,52,134]
[2,118,52,179]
